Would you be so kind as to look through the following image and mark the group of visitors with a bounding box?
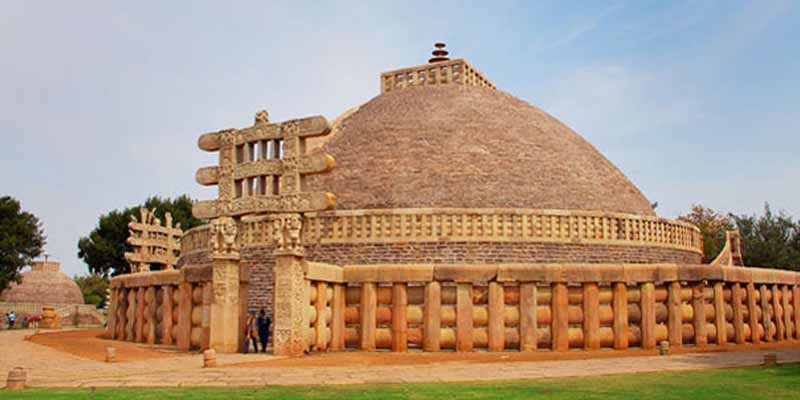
[243,309,271,353]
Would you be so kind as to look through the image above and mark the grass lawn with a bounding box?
[2,364,799,399]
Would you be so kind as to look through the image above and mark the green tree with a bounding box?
[0,196,46,292]
[77,195,204,276]
[74,274,109,308]
[731,203,800,271]
[678,204,735,262]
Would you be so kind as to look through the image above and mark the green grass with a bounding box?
[2,364,799,399]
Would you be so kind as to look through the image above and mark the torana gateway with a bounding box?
[108,45,800,356]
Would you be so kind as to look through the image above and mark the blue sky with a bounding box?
[2,1,798,277]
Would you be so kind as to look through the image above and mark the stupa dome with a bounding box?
[308,82,654,216]
[0,261,84,305]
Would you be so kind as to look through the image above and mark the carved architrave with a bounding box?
[193,113,336,220]
[124,208,183,273]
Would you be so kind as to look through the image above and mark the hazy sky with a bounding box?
[2,1,799,277]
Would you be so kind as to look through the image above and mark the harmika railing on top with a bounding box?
[381,59,496,94]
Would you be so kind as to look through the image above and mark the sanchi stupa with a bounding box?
[108,44,800,357]
[1,259,103,328]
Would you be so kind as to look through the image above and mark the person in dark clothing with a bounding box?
[256,309,271,353]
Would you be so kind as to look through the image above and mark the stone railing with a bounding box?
[303,263,798,353]
[181,225,212,255]
[182,209,704,258]
[381,59,496,93]
[108,265,249,351]
[296,262,347,353]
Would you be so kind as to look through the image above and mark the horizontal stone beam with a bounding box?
[124,252,178,266]
[343,265,434,283]
[110,270,182,288]
[193,192,336,219]
[195,153,334,186]
[331,264,800,285]
[198,116,330,151]
[127,222,182,236]
[304,261,344,283]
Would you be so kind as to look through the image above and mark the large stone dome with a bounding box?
[308,84,655,216]
[0,261,84,305]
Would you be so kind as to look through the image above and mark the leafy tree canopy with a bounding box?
[77,195,204,277]
[731,203,800,271]
[0,196,46,292]
[678,205,735,262]
[74,274,108,308]
[682,203,800,271]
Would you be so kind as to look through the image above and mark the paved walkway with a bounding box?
[2,329,800,387]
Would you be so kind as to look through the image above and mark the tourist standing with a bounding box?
[257,309,271,353]
[243,311,258,353]
[8,311,16,329]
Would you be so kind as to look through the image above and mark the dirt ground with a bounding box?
[27,329,800,368]
[225,343,796,368]
[28,329,185,362]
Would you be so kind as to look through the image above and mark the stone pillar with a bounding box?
[782,285,791,340]
[551,283,569,351]
[613,282,628,350]
[794,286,800,340]
[272,250,309,356]
[640,282,656,350]
[772,285,784,341]
[760,284,771,342]
[135,288,145,343]
[747,283,760,344]
[108,288,118,339]
[692,283,707,347]
[360,282,377,351]
[488,282,505,352]
[713,282,726,346]
[315,282,328,352]
[176,281,193,351]
[714,282,728,345]
[145,287,157,345]
[208,253,241,353]
[423,281,441,352]
[161,286,174,345]
[519,283,538,351]
[330,284,346,351]
[668,282,682,347]
[582,282,600,350]
[391,283,408,352]
[456,283,474,352]
[732,283,745,344]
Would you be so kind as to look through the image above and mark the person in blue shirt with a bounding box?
[256,309,271,353]
[7,311,16,329]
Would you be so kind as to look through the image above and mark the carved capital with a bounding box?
[269,213,304,256]
[210,216,240,258]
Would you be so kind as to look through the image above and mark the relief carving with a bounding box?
[210,216,239,256]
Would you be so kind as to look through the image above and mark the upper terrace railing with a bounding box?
[182,209,703,255]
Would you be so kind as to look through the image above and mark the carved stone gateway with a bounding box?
[193,110,336,355]
[125,208,182,273]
